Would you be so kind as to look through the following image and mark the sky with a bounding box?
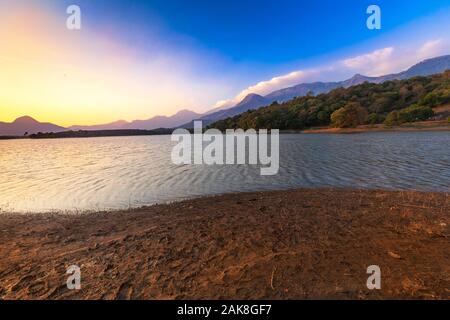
[0,0,449,126]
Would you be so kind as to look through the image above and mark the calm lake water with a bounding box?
[0,132,449,213]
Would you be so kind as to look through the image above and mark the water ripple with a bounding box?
[0,132,449,213]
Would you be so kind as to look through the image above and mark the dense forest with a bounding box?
[210,70,450,130]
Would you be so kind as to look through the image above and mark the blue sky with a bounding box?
[53,0,449,61]
[1,0,450,124]
[58,2,447,52]
[61,0,450,108]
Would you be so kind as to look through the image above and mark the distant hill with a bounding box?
[126,109,201,130]
[265,81,343,103]
[70,109,201,131]
[0,110,201,136]
[69,120,129,131]
[186,55,450,127]
[266,55,450,103]
[0,116,65,136]
[395,55,450,79]
[185,94,271,127]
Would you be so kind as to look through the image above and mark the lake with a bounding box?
[0,132,449,213]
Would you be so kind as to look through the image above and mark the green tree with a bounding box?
[330,102,368,128]
[398,105,434,123]
[384,111,400,126]
[365,113,384,125]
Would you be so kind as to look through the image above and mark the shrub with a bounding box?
[398,104,434,123]
[365,113,385,125]
[331,102,368,128]
[384,111,400,126]
[419,92,440,107]
[331,108,346,127]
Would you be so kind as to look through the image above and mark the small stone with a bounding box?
[388,251,401,259]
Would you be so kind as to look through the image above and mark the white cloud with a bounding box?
[238,70,309,98]
[341,47,394,76]
[215,67,333,108]
[341,39,448,77]
[417,39,445,60]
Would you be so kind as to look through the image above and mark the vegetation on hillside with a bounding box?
[210,70,450,130]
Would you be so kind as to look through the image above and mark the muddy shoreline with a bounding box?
[299,120,450,134]
[0,188,449,300]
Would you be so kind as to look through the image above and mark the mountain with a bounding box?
[127,109,201,130]
[0,116,65,136]
[183,94,271,128]
[69,120,129,131]
[196,94,270,126]
[0,110,201,136]
[186,55,450,128]
[340,74,382,87]
[267,55,450,103]
[69,109,201,131]
[396,55,450,79]
[265,81,342,103]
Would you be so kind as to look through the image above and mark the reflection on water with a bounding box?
[0,132,449,213]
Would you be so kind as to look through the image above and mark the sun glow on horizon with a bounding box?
[0,4,226,126]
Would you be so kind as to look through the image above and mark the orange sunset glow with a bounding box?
[0,4,225,126]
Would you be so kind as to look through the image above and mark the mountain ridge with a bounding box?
[0,109,201,136]
[70,109,201,131]
[0,117,65,136]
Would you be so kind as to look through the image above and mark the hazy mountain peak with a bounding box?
[412,54,450,67]
[13,116,39,124]
[350,73,368,80]
[238,93,267,105]
[0,116,65,136]
[243,93,263,99]
[112,120,128,124]
[173,109,200,116]
[188,93,271,127]
[341,73,378,87]
[398,54,450,79]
